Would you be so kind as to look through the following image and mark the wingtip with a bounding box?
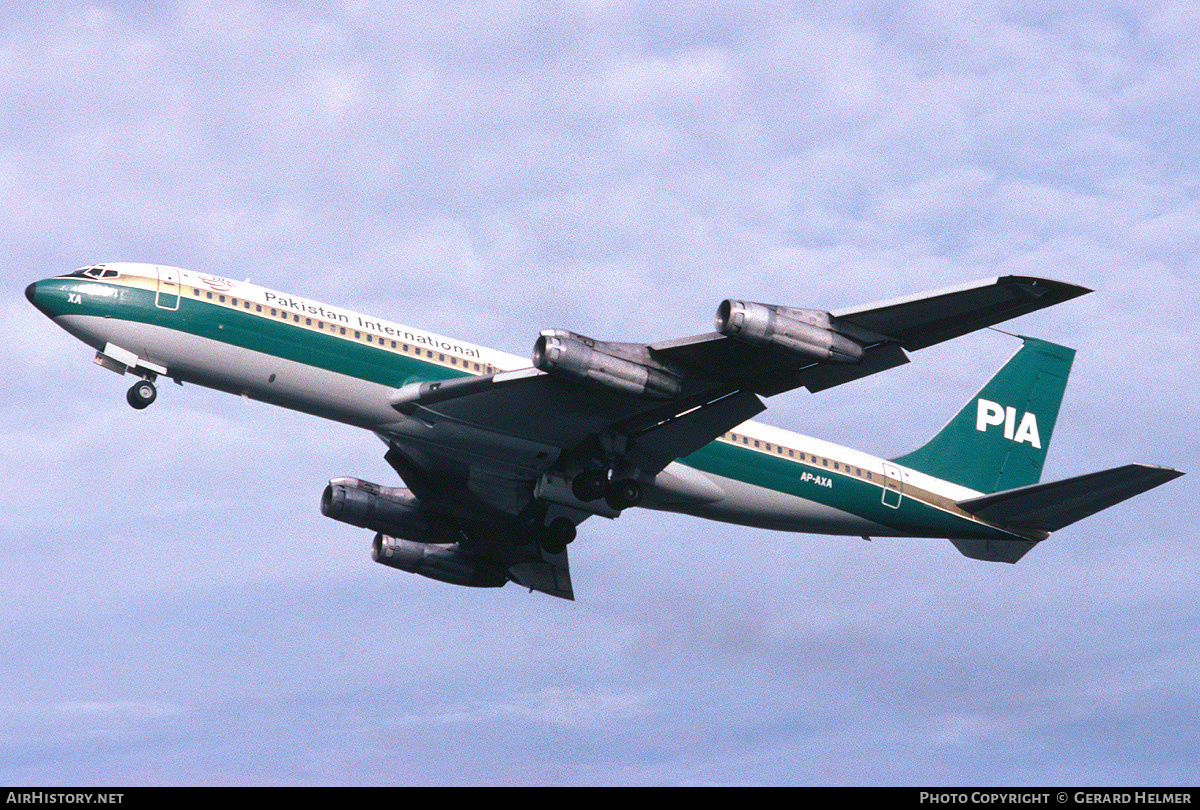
[1001,275,1093,301]
[1142,463,1185,480]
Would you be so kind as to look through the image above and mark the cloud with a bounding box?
[393,685,658,729]
[3,0,1196,786]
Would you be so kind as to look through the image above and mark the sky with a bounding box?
[2,0,1197,786]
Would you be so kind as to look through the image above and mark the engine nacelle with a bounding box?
[715,300,863,364]
[321,477,460,544]
[372,534,507,588]
[532,329,680,399]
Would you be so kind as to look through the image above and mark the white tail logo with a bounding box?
[976,398,1041,448]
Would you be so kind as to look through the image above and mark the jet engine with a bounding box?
[321,477,461,544]
[716,300,863,364]
[533,329,681,399]
[373,534,506,588]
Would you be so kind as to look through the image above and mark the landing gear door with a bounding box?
[881,462,903,509]
[155,266,180,311]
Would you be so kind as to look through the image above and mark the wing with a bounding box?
[652,274,1091,394]
[375,275,1088,597]
[390,275,1089,473]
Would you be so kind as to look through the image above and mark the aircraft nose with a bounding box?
[25,280,55,317]
[25,281,46,314]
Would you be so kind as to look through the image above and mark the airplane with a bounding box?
[25,264,1183,600]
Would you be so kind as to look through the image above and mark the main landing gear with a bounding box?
[539,516,576,555]
[514,513,577,555]
[571,469,642,511]
[126,378,157,409]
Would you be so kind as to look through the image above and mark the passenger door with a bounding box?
[155,266,180,311]
[881,462,903,509]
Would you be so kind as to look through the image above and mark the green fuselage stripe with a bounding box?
[682,439,1011,540]
[44,276,1014,541]
[47,277,473,388]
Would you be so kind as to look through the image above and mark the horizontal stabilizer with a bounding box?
[957,464,1184,532]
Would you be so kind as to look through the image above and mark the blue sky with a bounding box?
[2,1,1197,785]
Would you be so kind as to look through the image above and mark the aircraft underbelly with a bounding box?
[57,314,397,422]
[53,314,564,479]
[647,463,896,536]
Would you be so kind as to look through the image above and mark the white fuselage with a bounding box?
[33,264,1011,543]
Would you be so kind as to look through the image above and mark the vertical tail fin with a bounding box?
[891,337,1075,494]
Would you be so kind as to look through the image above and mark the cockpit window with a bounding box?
[66,266,119,279]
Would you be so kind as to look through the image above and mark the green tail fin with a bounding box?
[891,337,1075,494]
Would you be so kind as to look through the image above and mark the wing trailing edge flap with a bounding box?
[956,463,1185,533]
[507,549,573,600]
[623,388,767,473]
[388,358,769,479]
[764,341,910,396]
